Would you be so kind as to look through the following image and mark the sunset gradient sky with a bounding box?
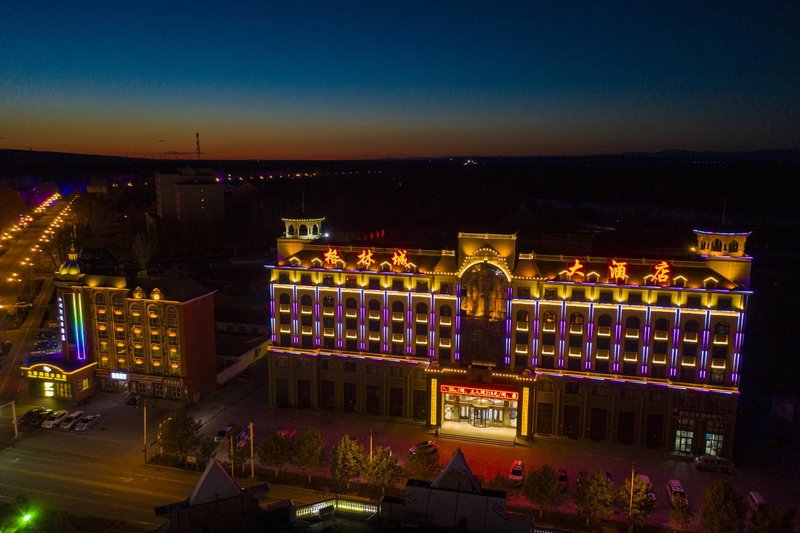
[1,1,798,159]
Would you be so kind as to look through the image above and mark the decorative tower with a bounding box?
[693,230,752,288]
[277,216,325,260]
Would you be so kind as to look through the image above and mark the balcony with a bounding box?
[651,353,667,364]
[439,338,452,348]
[368,310,380,321]
[368,332,380,341]
[597,326,611,337]
[623,351,638,362]
[515,344,529,354]
[301,306,312,315]
[683,332,698,343]
[301,326,313,336]
[625,328,639,339]
[569,324,583,335]
[345,309,357,319]
[391,312,404,322]
[345,330,357,339]
[279,325,291,334]
[653,330,669,341]
[713,334,729,345]
[595,349,610,360]
[711,358,727,369]
[568,347,582,358]
[279,304,291,313]
[323,328,334,337]
[439,316,452,326]
[391,333,404,343]
[681,355,696,367]
[415,335,427,345]
[541,345,555,355]
[517,321,529,332]
[416,313,427,324]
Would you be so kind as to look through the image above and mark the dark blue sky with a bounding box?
[1,1,798,158]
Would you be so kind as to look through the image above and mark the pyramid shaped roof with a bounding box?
[188,459,242,505]
[430,448,483,494]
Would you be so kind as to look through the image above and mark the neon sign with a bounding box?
[357,249,376,269]
[440,384,519,401]
[26,369,67,381]
[653,261,671,285]
[323,247,341,267]
[566,259,584,277]
[391,249,410,268]
[111,371,128,380]
[608,259,627,282]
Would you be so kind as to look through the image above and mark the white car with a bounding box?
[59,410,85,430]
[41,410,69,429]
[509,460,525,485]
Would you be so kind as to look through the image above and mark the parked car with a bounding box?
[694,454,735,474]
[28,408,53,427]
[59,410,85,430]
[508,460,525,485]
[215,425,233,443]
[409,440,439,457]
[667,479,688,508]
[41,410,69,429]
[747,491,766,513]
[557,468,568,491]
[125,392,139,406]
[74,414,101,431]
[19,407,45,425]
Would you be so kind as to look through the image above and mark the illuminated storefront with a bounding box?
[440,384,519,428]
[20,362,96,401]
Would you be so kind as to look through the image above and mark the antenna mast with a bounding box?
[196,132,201,160]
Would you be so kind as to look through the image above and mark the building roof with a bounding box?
[188,459,242,505]
[430,448,483,494]
[81,275,215,301]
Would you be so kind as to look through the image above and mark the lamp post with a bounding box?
[628,460,635,533]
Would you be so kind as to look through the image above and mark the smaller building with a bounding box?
[19,360,96,401]
[156,168,224,222]
[380,448,533,532]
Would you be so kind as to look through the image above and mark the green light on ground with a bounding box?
[22,513,33,523]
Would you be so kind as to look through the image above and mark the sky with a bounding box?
[1,1,798,159]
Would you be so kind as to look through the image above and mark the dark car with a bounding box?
[28,408,53,427]
[409,440,439,457]
[557,468,568,491]
[74,414,101,431]
[125,393,139,406]
[19,407,45,425]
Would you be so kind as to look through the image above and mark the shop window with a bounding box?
[674,418,694,453]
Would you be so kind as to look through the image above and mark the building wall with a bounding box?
[182,293,218,401]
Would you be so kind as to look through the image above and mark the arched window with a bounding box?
[570,313,584,325]
[392,301,404,312]
[625,316,640,329]
[299,225,308,236]
[543,311,556,323]
[598,314,612,327]
[279,293,290,305]
[415,302,428,314]
[711,239,723,252]
[301,294,312,306]
[684,320,700,333]
[516,310,530,322]
[166,306,179,328]
[287,224,295,236]
[440,305,452,317]
[95,293,106,305]
[323,296,335,308]
[345,298,357,309]
[728,240,739,253]
[714,323,729,335]
[312,224,319,235]
[654,318,669,331]
[368,299,380,311]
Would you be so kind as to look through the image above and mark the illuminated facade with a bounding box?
[40,250,218,402]
[267,218,751,456]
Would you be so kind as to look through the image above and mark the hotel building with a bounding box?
[266,217,751,457]
[22,245,218,402]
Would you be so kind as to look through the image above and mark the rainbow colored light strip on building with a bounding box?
[69,292,87,360]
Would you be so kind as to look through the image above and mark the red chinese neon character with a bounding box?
[608,259,627,281]
[391,249,410,267]
[566,259,584,277]
[357,249,375,269]
[323,247,341,266]
[653,260,670,285]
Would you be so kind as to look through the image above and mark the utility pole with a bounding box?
[249,422,254,479]
[143,398,147,463]
[1,401,19,440]
[230,432,235,478]
[628,460,635,533]
[369,429,373,465]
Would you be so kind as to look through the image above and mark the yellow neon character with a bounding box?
[391,249,410,267]
[653,260,670,284]
[357,249,376,269]
[608,259,627,281]
[324,247,341,266]
[566,259,584,277]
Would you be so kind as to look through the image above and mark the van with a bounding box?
[747,491,766,513]
[694,454,735,474]
[667,479,688,508]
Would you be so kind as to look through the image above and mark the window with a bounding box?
[369,319,380,332]
[538,381,554,392]
[392,279,404,291]
[570,313,584,325]
[440,283,452,295]
[323,275,334,287]
[542,311,556,324]
[416,323,427,336]
[656,293,671,306]
[416,281,428,293]
[366,364,379,375]
[717,297,732,311]
[343,361,357,373]
[392,300,404,313]
[320,359,330,370]
[675,418,694,453]
[649,391,663,402]
[544,288,558,300]
[416,302,428,315]
[440,305,452,317]
[296,357,311,370]
[592,386,608,397]
[369,341,380,353]
[389,366,402,377]
[368,299,381,311]
[300,274,311,285]
[368,277,380,289]
[439,327,451,339]
[598,314,612,327]
[710,370,725,385]
[685,320,700,333]
[599,290,613,303]
[626,316,640,329]
[345,276,357,288]
[572,289,585,301]
[170,386,182,399]
[300,294,312,306]
[517,310,530,322]
[517,287,530,299]
[621,389,637,400]
[686,295,702,308]
[278,272,290,283]
[275,355,288,368]
[345,298,357,310]
[279,293,291,305]
[565,382,579,394]
[345,318,357,330]
[323,296,335,308]
[628,292,642,305]
[714,323,730,335]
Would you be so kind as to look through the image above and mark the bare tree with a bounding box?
[132,233,154,272]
